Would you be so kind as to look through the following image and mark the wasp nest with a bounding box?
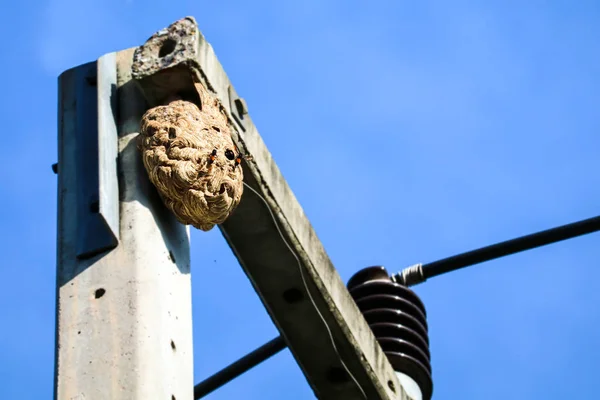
[138,87,243,231]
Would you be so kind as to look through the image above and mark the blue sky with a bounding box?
[1,0,599,399]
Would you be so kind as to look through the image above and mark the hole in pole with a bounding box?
[159,38,177,58]
[94,288,106,299]
[387,380,396,393]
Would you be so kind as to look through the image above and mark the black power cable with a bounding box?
[193,336,286,399]
[193,214,600,399]
[393,215,600,286]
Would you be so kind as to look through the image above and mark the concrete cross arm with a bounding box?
[130,16,408,400]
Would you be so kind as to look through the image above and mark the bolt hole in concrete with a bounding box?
[282,288,304,304]
[94,288,106,299]
[171,340,176,351]
[159,38,177,58]
[387,379,396,393]
[171,396,176,400]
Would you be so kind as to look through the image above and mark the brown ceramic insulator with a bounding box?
[347,266,433,400]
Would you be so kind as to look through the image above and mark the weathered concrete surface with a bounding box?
[129,17,407,400]
[55,49,193,400]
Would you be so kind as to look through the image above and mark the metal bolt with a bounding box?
[234,98,248,116]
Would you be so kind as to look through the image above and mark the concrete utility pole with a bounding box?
[56,52,193,399]
[55,16,409,400]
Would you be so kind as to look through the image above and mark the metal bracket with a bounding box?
[64,53,119,259]
[228,85,248,132]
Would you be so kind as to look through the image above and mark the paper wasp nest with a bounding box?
[138,88,243,231]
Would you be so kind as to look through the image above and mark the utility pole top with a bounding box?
[129,16,406,399]
[56,16,413,400]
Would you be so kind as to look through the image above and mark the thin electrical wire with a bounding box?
[243,182,368,399]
